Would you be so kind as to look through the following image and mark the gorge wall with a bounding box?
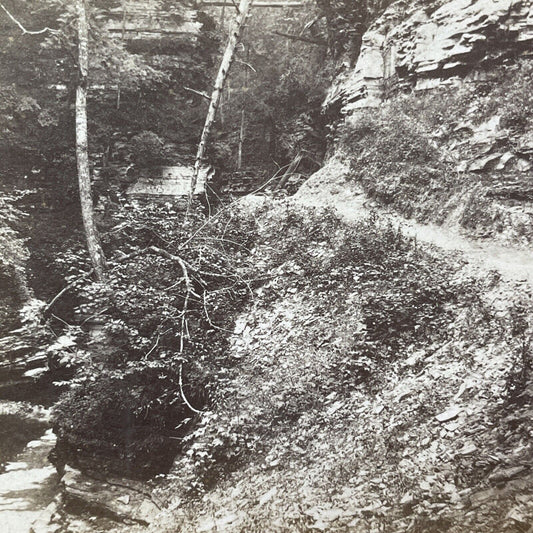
[326,0,533,112]
[311,0,533,247]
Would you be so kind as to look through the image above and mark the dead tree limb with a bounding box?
[179,363,203,414]
[184,86,211,100]
[0,2,56,34]
[43,269,94,318]
[275,152,303,190]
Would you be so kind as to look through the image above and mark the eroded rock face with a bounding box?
[326,0,533,113]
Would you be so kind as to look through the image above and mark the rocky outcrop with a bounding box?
[62,467,160,525]
[127,165,213,201]
[326,0,533,113]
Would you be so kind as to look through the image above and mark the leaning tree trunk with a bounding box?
[76,0,106,280]
[189,0,254,203]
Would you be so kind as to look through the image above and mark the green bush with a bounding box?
[169,202,483,493]
[338,107,454,215]
[52,203,260,477]
[53,368,190,478]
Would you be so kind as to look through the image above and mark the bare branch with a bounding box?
[183,86,211,100]
[179,363,203,414]
[43,269,94,318]
[0,2,56,35]
[235,59,257,72]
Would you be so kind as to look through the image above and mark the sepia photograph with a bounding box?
[0,0,532,531]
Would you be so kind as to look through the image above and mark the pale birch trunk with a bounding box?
[189,0,254,202]
[76,0,106,280]
[237,108,245,169]
[237,36,249,170]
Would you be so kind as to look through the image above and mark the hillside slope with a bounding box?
[102,196,532,533]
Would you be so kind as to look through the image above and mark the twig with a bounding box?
[50,313,72,328]
[143,334,160,359]
[235,59,256,72]
[0,2,56,35]
[179,363,203,414]
[43,269,94,318]
[180,170,284,251]
[183,86,211,100]
[178,259,192,354]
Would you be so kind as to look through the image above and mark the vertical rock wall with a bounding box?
[326,0,533,113]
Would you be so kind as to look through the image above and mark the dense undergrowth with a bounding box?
[51,196,471,479]
[33,194,533,531]
[130,198,532,532]
[51,202,260,478]
[338,60,533,244]
[0,193,29,335]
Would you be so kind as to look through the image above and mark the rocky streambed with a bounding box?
[0,400,58,533]
[0,365,160,533]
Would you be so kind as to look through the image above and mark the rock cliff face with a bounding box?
[317,0,533,246]
[326,0,533,113]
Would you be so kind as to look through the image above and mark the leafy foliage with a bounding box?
[0,193,30,334]
[168,200,489,495]
[209,4,330,181]
[51,202,259,477]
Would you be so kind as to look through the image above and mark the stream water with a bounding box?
[0,369,59,533]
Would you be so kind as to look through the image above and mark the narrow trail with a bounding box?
[296,178,533,287]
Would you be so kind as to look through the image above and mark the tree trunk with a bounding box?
[189,0,254,202]
[237,36,249,170]
[76,0,106,280]
[237,109,245,169]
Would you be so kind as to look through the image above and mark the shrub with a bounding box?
[53,367,192,478]
[167,201,482,493]
[338,107,454,215]
[129,131,165,167]
[51,203,260,477]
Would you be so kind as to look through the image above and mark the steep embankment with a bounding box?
[324,0,533,247]
[96,196,531,533]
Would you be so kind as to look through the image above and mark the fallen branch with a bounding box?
[143,334,160,359]
[183,86,210,100]
[177,255,193,354]
[0,2,56,35]
[235,59,257,72]
[179,363,203,414]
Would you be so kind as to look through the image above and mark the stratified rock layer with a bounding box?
[326,0,533,112]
